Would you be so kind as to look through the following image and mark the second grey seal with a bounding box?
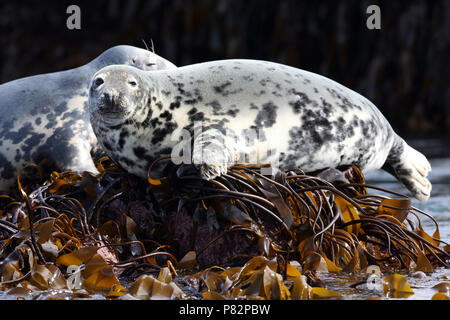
[0,45,176,191]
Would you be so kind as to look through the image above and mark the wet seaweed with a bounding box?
[0,158,448,300]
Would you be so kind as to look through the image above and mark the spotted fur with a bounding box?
[88,59,432,201]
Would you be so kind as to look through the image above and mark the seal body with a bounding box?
[88,60,432,201]
[0,45,176,191]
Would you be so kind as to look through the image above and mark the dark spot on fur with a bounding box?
[288,90,312,114]
[0,153,15,179]
[151,122,178,145]
[160,110,172,122]
[272,91,282,97]
[30,107,38,117]
[193,88,203,101]
[184,99,197,105]
[326,87,363,112]
[206,100,222,112]
[213,82,243,97]
[191,113,205,121]
[118,129,129,149]
[188,108,205,122]
[103,141,113,151]
[150,118,162,128]
[61,109,80,120]
[33,127,77,169]
[169,96,182,110]
[119,155,135,167]
[15,149,21,162]
[133,146,147,158]
[159,147,172,155]
[188,108,198,116]
[175,82,192,97]
[227,108,239,117]
[54,102,68,114]
[320,98,333,117]
[254,102,278,128]
[141,108,153,127]
[213,81,231,94]
[4,122,34,144]
[333,116,353,142]
[21,133,45,160]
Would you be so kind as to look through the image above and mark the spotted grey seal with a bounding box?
[88,60,432,201]
[0,45,176,192]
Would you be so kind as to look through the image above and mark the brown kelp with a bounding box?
[0,157,448,300]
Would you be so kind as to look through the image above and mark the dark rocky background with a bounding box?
[1,0,449,138]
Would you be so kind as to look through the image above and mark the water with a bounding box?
[347,139,450,300]
[365,141,450,245]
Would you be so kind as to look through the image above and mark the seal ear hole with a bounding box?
[131,59,136,64]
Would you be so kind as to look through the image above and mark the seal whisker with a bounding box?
[142,38,155,54]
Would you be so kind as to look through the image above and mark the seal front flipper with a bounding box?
[385,136,432,201]
[192,127,236,180]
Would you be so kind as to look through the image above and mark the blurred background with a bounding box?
[1,0,449,141]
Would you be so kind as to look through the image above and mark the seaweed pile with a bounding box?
[0,158,449,300]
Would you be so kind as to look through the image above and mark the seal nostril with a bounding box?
[94,77,104,87]
[103,92,110,102]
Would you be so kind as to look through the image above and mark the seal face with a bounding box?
[88,60,432,201]
[0,45,176,191]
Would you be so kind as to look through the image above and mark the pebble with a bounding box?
[410,271,426,279]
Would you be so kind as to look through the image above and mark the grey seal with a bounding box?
[88,59,432,201]
[0,45,176,191]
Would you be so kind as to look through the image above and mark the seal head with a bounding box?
[89,65,157,176]
[90,66,146,126]
[96,45,175,71]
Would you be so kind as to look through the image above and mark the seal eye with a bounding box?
[94,77,104,87]
[129,81,137,87]
[146,63,155,67]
